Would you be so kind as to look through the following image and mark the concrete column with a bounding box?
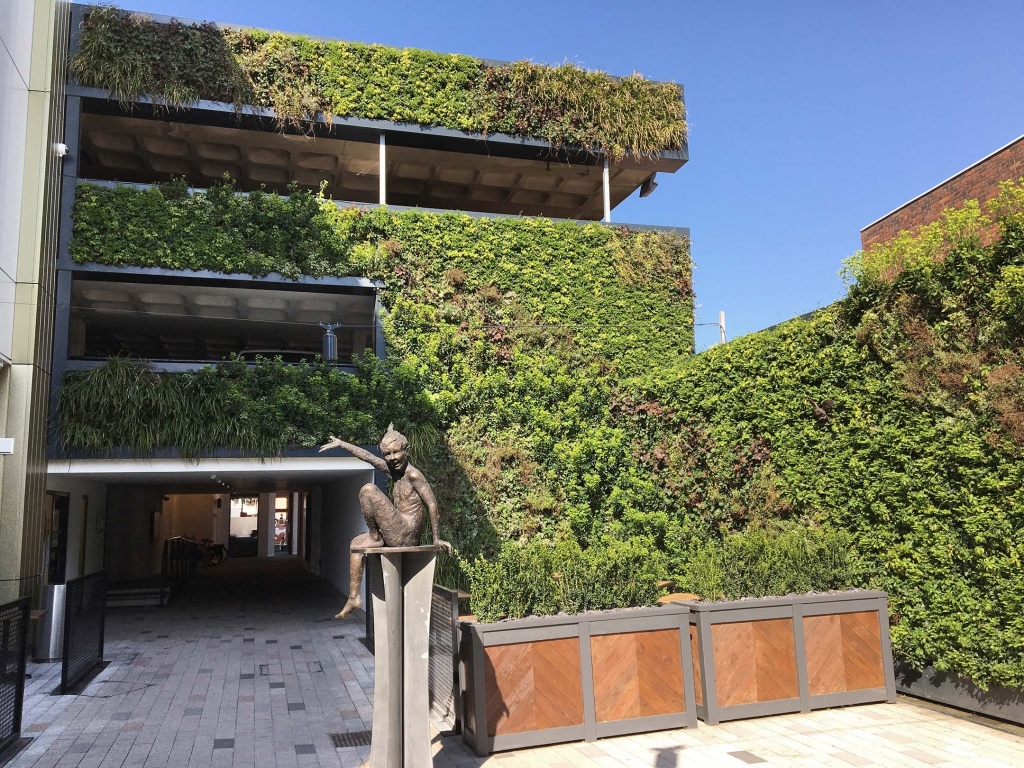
[369,553,402,767]
[310,487,322,575]
[402,550,436,768]
[379,133,386,205]
[602,157,611,223]
[257,492,274,558]
[290,492,299,555]
[213,493,230,546]
[363,546,437,768]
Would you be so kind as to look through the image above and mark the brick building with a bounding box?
[861,134,1024,249]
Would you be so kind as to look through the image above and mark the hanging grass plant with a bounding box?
[71,6,686,159]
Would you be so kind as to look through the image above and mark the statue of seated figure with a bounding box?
[319,424,451,619]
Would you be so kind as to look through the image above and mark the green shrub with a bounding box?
[466,536,666,623]
[72,6,686,160]
[619,182,1024,688]
[680,525,857,601]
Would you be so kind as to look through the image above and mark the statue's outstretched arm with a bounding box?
[319,435,389,475]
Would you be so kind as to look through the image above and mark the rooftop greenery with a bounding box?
[71,6,687,161]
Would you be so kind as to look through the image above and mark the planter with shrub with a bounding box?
[460,603,697,755]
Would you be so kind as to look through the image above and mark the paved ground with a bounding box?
[9,559,1024,768]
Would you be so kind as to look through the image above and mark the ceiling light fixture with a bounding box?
[319,322,342,361]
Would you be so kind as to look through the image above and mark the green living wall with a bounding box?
[62,180,694,575]
[613,183,1024,689]
[62,176,1024,689]
[71,7,686,161]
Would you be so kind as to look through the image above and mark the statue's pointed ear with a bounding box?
[387,422,395,432]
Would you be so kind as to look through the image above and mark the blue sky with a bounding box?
[119,0,1024,349]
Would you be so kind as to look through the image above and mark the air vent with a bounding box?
[329,731,372,748]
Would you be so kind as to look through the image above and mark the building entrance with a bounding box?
[46,455,377,607]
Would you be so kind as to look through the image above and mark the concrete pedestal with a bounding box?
[356,544,438,768]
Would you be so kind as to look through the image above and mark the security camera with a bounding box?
[54,143,69,158]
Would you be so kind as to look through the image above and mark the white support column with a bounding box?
[602,157,611,223]
[290,491,300,555]
[719,311,727,345]
[379,133,387,205]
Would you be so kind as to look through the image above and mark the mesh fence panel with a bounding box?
[0,598,29,754]
[364,567,374,650]
[61,572,106,694]
[429,585,459,729]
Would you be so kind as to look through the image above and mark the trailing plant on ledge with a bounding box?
[71,6,686,160]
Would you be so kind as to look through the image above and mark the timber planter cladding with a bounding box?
[459,604,696,755]
[685,590,896,724]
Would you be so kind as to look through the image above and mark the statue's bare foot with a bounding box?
[335,597,362,620]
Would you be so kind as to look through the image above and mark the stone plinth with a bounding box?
[352,544,438,768]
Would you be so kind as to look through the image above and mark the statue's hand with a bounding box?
[436,539,454,554]
[319,435,344,453]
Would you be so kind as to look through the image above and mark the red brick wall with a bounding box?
[861,136,1024,249]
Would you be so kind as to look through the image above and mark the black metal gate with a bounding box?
[60,572,106,694]
[428,585,461,732]
[0,598,29,754]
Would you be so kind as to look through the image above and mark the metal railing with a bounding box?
[0,598,29,754]
[429,585,461,732]
[60,572,106,694]
[362,576,463,733]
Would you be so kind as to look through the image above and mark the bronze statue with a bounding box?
[319,425,451,619]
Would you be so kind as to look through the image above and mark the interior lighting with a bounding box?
[319,322,342,361]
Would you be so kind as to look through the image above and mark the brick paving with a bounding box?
[9,559,1024,767]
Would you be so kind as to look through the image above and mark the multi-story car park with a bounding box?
[24,4,690,610]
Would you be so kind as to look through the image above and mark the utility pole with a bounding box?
[719,311,727,345]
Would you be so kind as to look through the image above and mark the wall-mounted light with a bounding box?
[639,173,659,199]
[319,322,342,361]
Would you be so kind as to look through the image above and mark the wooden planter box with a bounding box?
[684,590,896,724]
[460,604,697,755]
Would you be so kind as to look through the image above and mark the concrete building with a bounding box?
[0,0,69,603]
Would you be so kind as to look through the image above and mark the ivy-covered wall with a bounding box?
[62,180,694,568]
[71,6,686,161]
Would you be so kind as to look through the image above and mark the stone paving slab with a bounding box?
[427,699,1024,768]
[9,560,1024,767]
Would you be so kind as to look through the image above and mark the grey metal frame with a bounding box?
[685,591,896,724]
[894,663,1024,726]
[461,605,697,756]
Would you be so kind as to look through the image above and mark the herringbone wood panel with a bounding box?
[484,638,584,736]
[753,618,799,702]
[591,629,685,722]
[711,622,756,707]
[840,611,885,690]
[804,611,885,695]
[712,619,798,707]
[689,625,703,707]
[804,614,846,695]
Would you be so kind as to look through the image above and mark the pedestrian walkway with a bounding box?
[9,560,1024,767]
